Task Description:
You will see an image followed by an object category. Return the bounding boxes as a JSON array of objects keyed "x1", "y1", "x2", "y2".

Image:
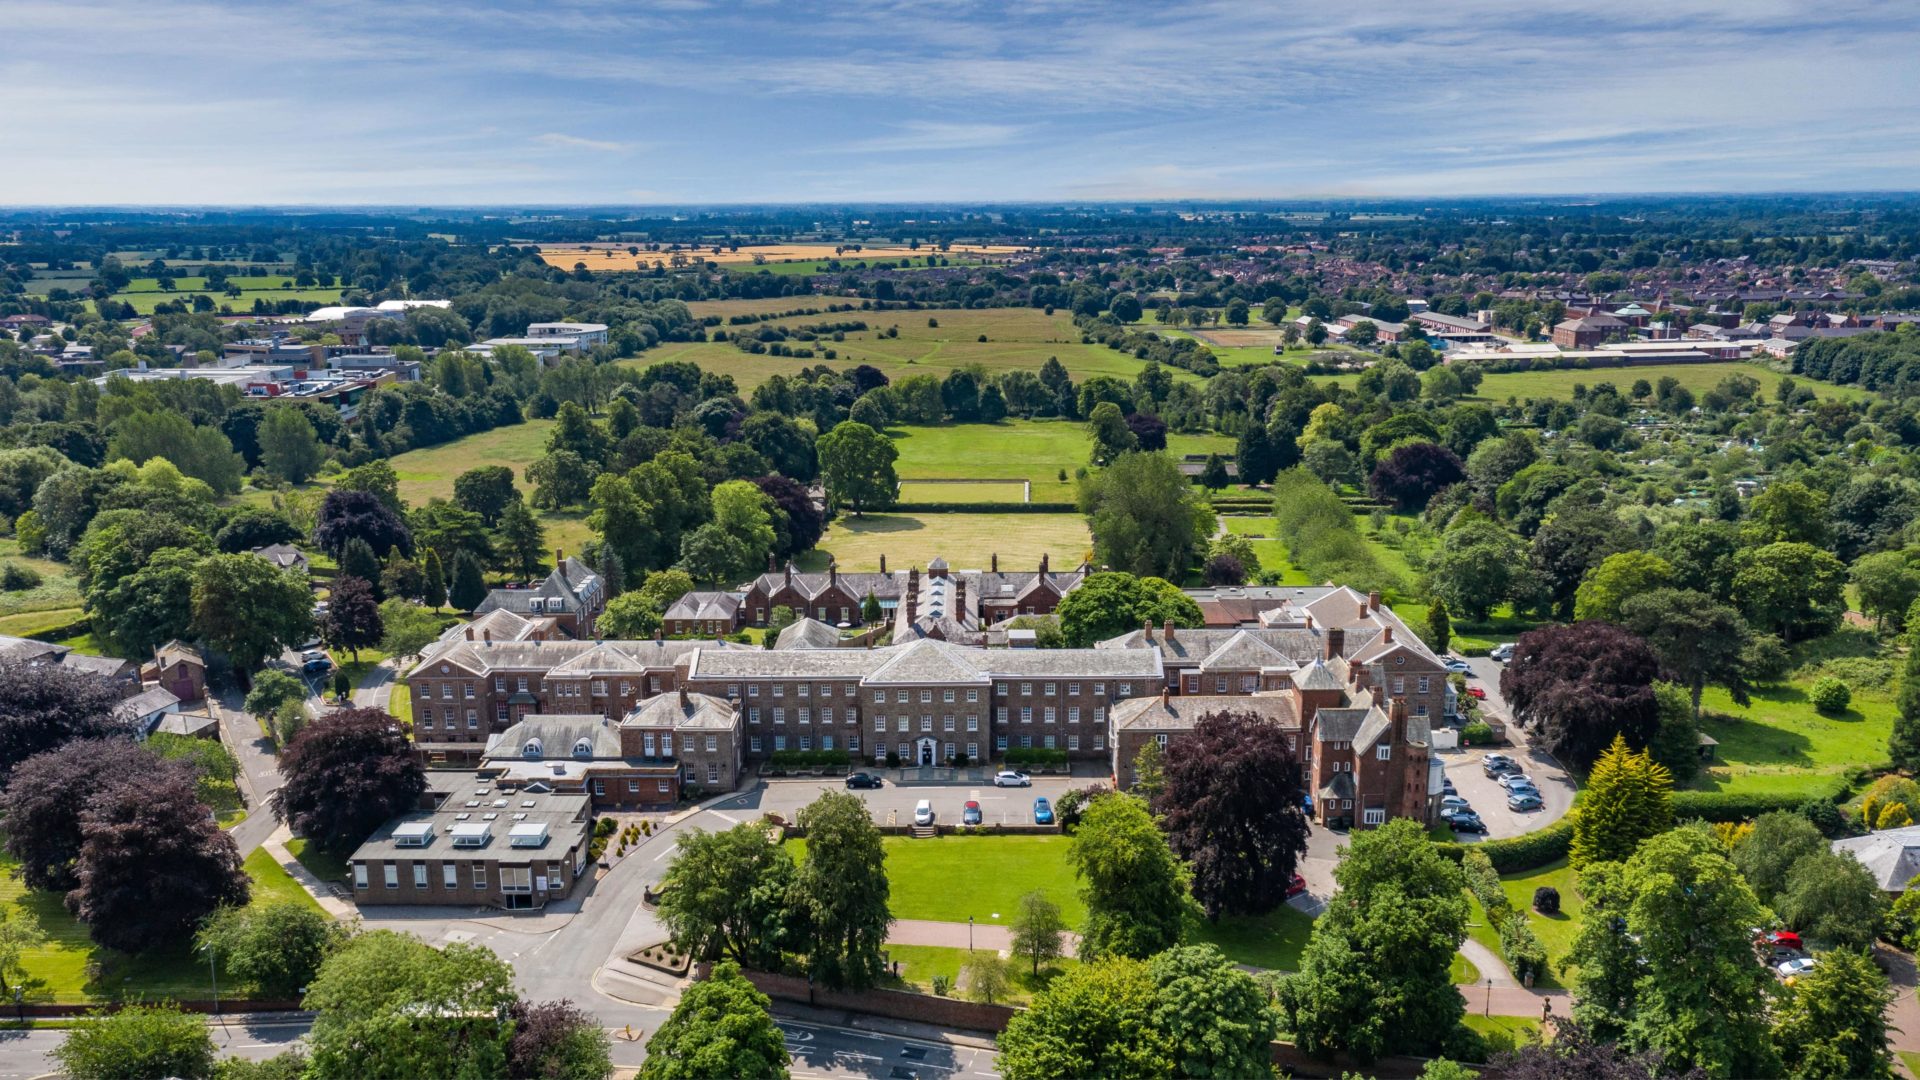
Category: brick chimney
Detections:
[
  {"x1": 880, "y1": 553, "x2": 887, "y2": 574},
  {"x1": 955, "y1": 577, "x2": 967, "y2": 618},
  {"x1": 1359, "y1": 598, "x2": 1369, "y2": 621},
  {"x1": 829, "y1": 561, "x2": 838, "y2": 589},
  {"x1": 1162, "y1": 618, "x2": 1175, "y2": 643},
  {"x1": 678, "y1": 686, "x2": 689, "y2": 709},
  {"x1": 784, "y1": 561, "x2": 794, "y2": 586},
  {"x1": 1368, "y1": 591, "x2": 1381, "y2": 612},
  {"x1": 991, "y1": 553, "x2": 998, "y2": 573},
  {"x1": 768, "y1": 552, "x2": 776, "y2": 572},
  {"x1": 555, "y1": 547, "x2": 565, "y2": 567},
  {"x1": 464, "y1": 626, "x2": 474, "y2": 640},
  {"x1": 483, "y1": 628, "x2": 492, "y2": 643},
  {"x1": 655, "y1": 627, "x2": 664, "y2": 644},
  {"x1": 1325, "y1": 627, "x2": 1346, "y2": 660},
  {"x1": 1382, "y1": 626, "x2": 1393, "y2": 643},
  {"x1": 1143, "y1": 618, "x2": 1154, "y2": 643},
  {"x1": 1040, "y1": 553, "x2": 1049, "y2": 574},
  {"x1": 1160, "y1": 688, "x2": 1171, "y2": 707}
]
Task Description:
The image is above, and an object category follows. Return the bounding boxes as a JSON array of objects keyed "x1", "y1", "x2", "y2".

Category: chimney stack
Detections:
[
  {"x1": 483, "y1": 629, "x2": 492, "y2": 643},
  {"x1": 991, "y1": 553, "x2": 998, "y2": 573},
  {"x1": 1040, "y1": 553, "x2": 1049, "y2": 574},
  {"x1": 465, "y1": 627, "x2": 474, "y2": 640},
  {"x1": 1162, "y1": 618, "x2": 1175, "y2": 643},
  {"x1": 784, "y1": 561, "x2": 794, "y2": 586},
  {"x1": 555, "y1": 547, "x2": 565, "y2": 567},
  {"x1": 1368, "y1": 591, "x2": 1381, "y2": 612},
  {"x1": 655, "y1": 627, "x2": 664, "y2": 644},
  {"x1": 1143, "y1": 618, "x2": 1154, "y2": 643},
  {"x1": 1382, "y1": 626, "x2": 1393, "y2": 643},
  {"x1": 768, "y1": 552, "x2": 776, "y2": 572},
  {"x1": 1160, "y1": 688, "x2": 1171, "y2": 707},
  {"x1": 1359, "y1": 598, "x2": 1369, "y2": 621},
  {"x1": 1325, "y1": 627, "x2": 1346, "y2": 660},
  {"x1": 880, "y1": 554, "x2": 887, "y2": 574},
  {"x1": 955, "y1": 577, "x2": 967, "y2": 618},
  {"x1": 829, "y1": 561, "x2": 838, "y2": 588},
  {"x1": 678, "y1": 686, "x2": 689, "y2": 709}
]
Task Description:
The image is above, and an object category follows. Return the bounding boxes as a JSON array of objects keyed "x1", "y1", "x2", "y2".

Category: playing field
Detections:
[
  {"x1": 1309, "y1": 360, "x2": 1868, "y2": 403},
  {"x1": 631, "y1": 306, "x2": 1200, "y2": 390},
  {"x1": 537, "y1": 242, "x2": 1029, "y2": 272},
  {"x1": 798, "y1": 512, "x2": 1091, "y2": 573},
  {"x1": 891, "y1": 420, "x2": 1233, "y2": 502},
  {"x1": 895, "y1": 479, "x2": 1029, "y2": 504}
]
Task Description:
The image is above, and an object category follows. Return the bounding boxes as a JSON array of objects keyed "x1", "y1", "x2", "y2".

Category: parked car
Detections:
[
  {"x1": 301, "y1": 651, "x2": 332, "y2": 674},
  {"x1": 1482, "y1": 759, "x2": 1519, "y2": 778},
  {"x1": 962, "y1": 800, "x2": 982, "y2": 826},
  {"x1": 1441, "y1": 776, "x2": 1457, "y2": 795},
  {"x1": 1441, "y1": 795, "x2": 1472, "y2": 811},
  {"x1": 1444, "y1": 658, "x2": 1472, "y2": 674},
  {"x1": 1764, "y1": 930, "x2": 1804, "y2": 951},
  {"x1": 1497, "y1": 773, "x2": 1537, "y2": 792},
  {"x1": 913, "y1": 800, "x2": 934, "y2": 827},
  {"x1": 845, "y1": 772, "x2": 883, "y2": 790},
  {"x1": 1466, "y1": 686, "x2": 1487, "y2": 700},
  {"x1": 1033, "y1": 797, "x2": 1054, "y2": 825},
  {"x1": 1483, "y1": 752, "x2": 1516, "y2": 769},
  {"x1": 993, "y1": 770, "x2": 1031, "y2": 788},
  {"x1": 1491, "y1": 643, "x2": 1515, "y2": 662},
  {"x1": 1285, "y1": 874, "x2": 1308, "y2": 898},
  {"x1": 1507, "y1": 792, "x2": 1544, "y2": 812},
  {"x1": 1443, "y1": 811, "x2": 1488, "y2": 834},
  {"x1": 1775, "y1": 957, "x2": 1817, "y2": 979}
]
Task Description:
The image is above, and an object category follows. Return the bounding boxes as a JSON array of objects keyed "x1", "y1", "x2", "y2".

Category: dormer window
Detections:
[
  {"x1": 521, "y1": 738, "x2": 543, "y2": 759},
  {"x1": 573, "y1": 738, "x2": 594, "y2": 759},
  {"x1": 529, "y1": 598, "x2": 544, "y2": 612}
]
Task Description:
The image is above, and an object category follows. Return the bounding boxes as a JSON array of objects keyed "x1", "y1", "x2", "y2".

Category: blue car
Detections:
[{"x1": 1033, "y1": 797, "x2": 1054, "y2": 825}]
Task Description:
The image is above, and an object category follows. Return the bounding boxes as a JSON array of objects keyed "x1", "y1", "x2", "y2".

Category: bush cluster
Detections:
[
  {"x1": 1461, "y1": 850, "x2": 1549, "y2": 984},
  {"x1": 1003, "y1": 748, "x2": 1070, "y2": 766},
  {"x1": 766, "y1": 750, "x2": 852, "y2": 769}
]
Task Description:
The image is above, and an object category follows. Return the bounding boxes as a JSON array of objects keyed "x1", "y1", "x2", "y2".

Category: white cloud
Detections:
[
  {"x1": 533, "y1": 133, "x2": 631, "y2": 152},
  {"x1": 841, "y1": 122, "x2": 1030, "y2": 153}
]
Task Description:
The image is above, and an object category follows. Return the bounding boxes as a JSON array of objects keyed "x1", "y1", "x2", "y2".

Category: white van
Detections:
[{"x1": 913, "y1": 800, "x2": 934, "y2": 826}]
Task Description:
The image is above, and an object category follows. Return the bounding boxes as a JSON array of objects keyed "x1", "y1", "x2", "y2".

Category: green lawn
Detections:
[
  {"x1": 1462, "y1": 1013, "x2": 1543, "y2": 1057},
  {"x1": 887, "y1": 420, "x2": 1232, "y2": 503},
  {"x1": 1220, "y1": 517, "x2": 1310, "y2": 585},
  {"x1": 286, "y1": 838, "x2": 352, "y2": 887},
  {"x1": 799, "y1": 513, "x2": 1093, "y2": 574},
  {"x1": 1694, "y1": 678, "x2": 1892, "y2": 797},
  {"x1": 0, "y1": 845, "x2": 323, "y2": 1002},
  {"x1": 1499, "y1": 859, "x2": 1580, "y2": 989},
  {"x1": 1186, "y1": 906, "x2": 1316, "y2": 971},
  {"x1": 896, "y1": 480, "x2": 1031, "y2": 504},
  {"x1": 881, "y1": 943, "x2": 1074, "y2": 1003},
  {"x1": 1899, "y1": 1049, "x2": 1920, "y2": 1079},
  {"x1": 1467, "y1": 361, "x2": 1870, "y2": 404}
]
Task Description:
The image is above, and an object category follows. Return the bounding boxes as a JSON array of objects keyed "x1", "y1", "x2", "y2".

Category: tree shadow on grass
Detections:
[{"x1": 1697, "y1": 710, "x2": 1816, "y2": 771}]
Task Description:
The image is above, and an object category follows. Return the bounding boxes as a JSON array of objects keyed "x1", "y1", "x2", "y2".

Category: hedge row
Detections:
[
  {"x1": 766, "y1": 750, "x2": 852, "y2": 768},
  {"x1": 885, "y1": 502, "x2": 1077, "y2": 514},
  {"x1": 1436, "y1": 820, "x2": 1574, "y2": 873},
  {"x1": 1004, "y1": 748, "x2": 1070, "y2": 765}
]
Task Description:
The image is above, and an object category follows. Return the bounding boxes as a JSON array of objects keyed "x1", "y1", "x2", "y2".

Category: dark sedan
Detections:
[{"x1": 844, "y1": 772, "x2": 884, "y2": 790}]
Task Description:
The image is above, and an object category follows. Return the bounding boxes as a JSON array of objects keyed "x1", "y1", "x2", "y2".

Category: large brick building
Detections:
[
  {"x1": 683, "y1": 554, "x2": 1091, "y2": 636},
  {"x1": 473, "y1": 553, "x2": 607, "y2": 639}
]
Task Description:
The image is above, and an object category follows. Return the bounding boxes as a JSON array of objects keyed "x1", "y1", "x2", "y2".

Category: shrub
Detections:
[
  {"x1": 1436, "y1": 819, "x2": 1575, "y2": 873},
  {"x1": 1801, "y1": 797, "x2": 1850, "y2": 837},
  {"x1": 1673, "y1": 787, "x2": 1842, "y2": 822},
  {"x1": 886, "y1": 751, "x2": 901, "y2": 768},
  {"x1": 0, "y1": 563, "x2": 41, "y2": 591},
  {"x1": 1744, "y1": 634, "x2": 1792, "y2": 682},
  {"x1": 1532, "y1": 886, "x2": 1560, "y2": 915},
  {"x1": 1003, "y1": 748, "x2": 1069, "y2": 766},
  {"x1": 1461, "y1": 721, "x2": 1493, "y2": 745},
  {"x1": 930, "y1": 973, "x2": 951, "y2": 996},
  {"x1": 1498, "y1": 912, "x2": 1549, "y2": 985},
  {"x1": 1878, "y1": 801, "x2": 1912, "y2": 830},
  {"x1": 1809, "y1": 676, "x2": 1852, "y2": 714},
  {"x1": 766, "y1": 749, "x2": 852, "y2": 769}
]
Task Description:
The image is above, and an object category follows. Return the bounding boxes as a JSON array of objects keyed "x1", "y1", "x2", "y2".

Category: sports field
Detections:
[
  {"x1": 895, "y1": 479, "x2": 1029, "y2": 504},
  {"x1": 631, "y1": 305, "x2": 1200, "y2": 390},
  {"x1": 891, "y1": 420, "x2": 1233, "y2": 502},
  {"x1": 1310, "y1": 360, "x2": 1867, "y2": 403},
  {"x1": 797, "y1": 512, "x2": 1092, "y2": 573}
]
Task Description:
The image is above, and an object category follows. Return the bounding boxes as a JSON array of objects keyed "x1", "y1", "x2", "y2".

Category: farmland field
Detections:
[
  {"x1": 797, "y1": 512, "x2": 1092, "y2": 573},
  {"x1": 631, "y1": 306, "x2": 1199, "y2": 390},
  {"x1": 895, "y1": 479, "x2": 1029, "y2": 504},
  {"x1": 538, "y1": 242, "x2": 1028, "y2": 272},
  {"x1": 1312, "y1": 360, "x2": 1867, "y2": 403},
  {"x1": 113, "y1": 288, "x2": 346, "y2": 315}
]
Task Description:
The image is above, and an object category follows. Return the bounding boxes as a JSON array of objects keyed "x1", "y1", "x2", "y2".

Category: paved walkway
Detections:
[
  {"x1": 261, "y1": 824, "x2": 356, "y2": 918},
  {"x1": 1458, "y1": 937, "x2": 1518, "y2": 989},
  {"x1": 887, "y1": 918, "x2": 1081, "y2": 958}
]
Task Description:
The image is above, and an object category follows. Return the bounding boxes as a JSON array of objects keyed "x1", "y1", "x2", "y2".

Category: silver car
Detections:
[{"x1": 993, "y1": 770, "x2": 1031, "y2": 788}]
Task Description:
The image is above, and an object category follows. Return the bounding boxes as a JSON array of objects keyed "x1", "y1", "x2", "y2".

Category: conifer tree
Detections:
[
  {"x1": 422, "y1": 549, "x2": 447, "y2": 610},
  {"x1": 1892, "y1": 634, "x2": 1920, "y2": 772},
  {"x1": 1570, "y1": 733, "x2": 1673, "y2": 870},
  {"x1": 1425, "y1": 596, "x2": 1451, "y2": 655}
]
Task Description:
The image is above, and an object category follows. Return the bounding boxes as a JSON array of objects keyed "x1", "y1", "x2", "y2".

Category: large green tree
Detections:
[
  {"x1": 189, "y1": 553, "x2": 313, "y2": 672},
  {"x1": 1069, "y1": 794, "x2": 1192, "y2": 961},
  {"x1": 1569, "y1": 734, "x2": 1673, "y2": 870},
  {"x1": 657, "y1": 821, "x2": 799, "y2": 969},
  {"x1": 54, "y1": 1003, "x2": 216, "y2": 1080},
  {"x1": 304, "y1": 932, "x2": 518, "y2": 1080},
  {"x1": 1619, "y1": 587, "x2": 1752, "y2": 716},
  {"x1": 258, "y1": 406, "x2": 326, "y2": 485},
  {"x1": 1054, "y1": 572, "x2": 1203, "y2": 648},
  {"x1": 1775, "y1": 849, "x2": 1885, "y2": 950},
  {"x1": 1771, "y1": 946, "x2": 1897, "y2": 1080},
  {"x1": 1729, "y1": 809, "x2": 1828, "y2": 906},
  {"x1": 997, "y1": 958, "x2": 1171, "y2": 1080},
  {"x1": 792, "y1": 791, "x2": 891, "y2": 990},
  {"x1": 1426, "y1": 518, "x2": 1527, "y2": 622},
  {"x1": 452, "y1": 464, "x2": 519, "y2": 526},
  {"x1": 1008, "y1": 890, "x2": 1067, "y2": 977},
  {"x1": 1079, "y1": 451, "x2": 1215, "y2": 579},
  {"x1": 640, "y1": 961, "x2": 789, "y2": 1080},
  {"x1": 1147, "y1": 945, "x2": 1279, "y2": 1079},
  {"x1": 196, "y1": 900, "x2": 346, "y2": 998},
  {"x1": 816, "y1": 421, "x2": 898, "y2": 517},
  {"x1": 1573, "y1": 551, "x2": 1675, "y2": 623},
  {"x1": 1732, "y1": 541, "x2": 1848, "y2": 643}
]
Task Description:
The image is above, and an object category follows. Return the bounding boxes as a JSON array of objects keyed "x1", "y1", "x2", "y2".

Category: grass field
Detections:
[
  {"x1": 890, "y1": 420, "x2": 1233, "y2": 502},
  {"x1": 286, "y1": 838, "x2": 352, "y2": 887},
  {"x1": 1497, "y1": 859, "x2": 1580, "y2": 989},
  {"x1": 539, "y1": 243, "x2": 1028, "y2": 272},
  {"x1": 800, "y1": 513, "x2": 1092, "y2": 573},
  {"x1": 1220, "y1": 517, "x2": 1311, "y2": 585},
  {"x1": 362, "y1": 420, "x2": 594, "y2": 562},
  {"x1": 882, "y1": 943, "x2": 1075, "y2": 1003},
  {"x1": 632, "y1": 306, "x2": 1201, "y2": 391},
  {"x1": 895, "y1": 480, "x2": 1029, "y2": 504},
  {"x1": 1313, "y1": 361, "x2": 1867, "y2": 404},
  {"x1": 1694, "y1": 680, "x2": 1893, "y2": 796},
  {"x1": 0, "y1": 846, "x2": 320, "y2": 1003}
]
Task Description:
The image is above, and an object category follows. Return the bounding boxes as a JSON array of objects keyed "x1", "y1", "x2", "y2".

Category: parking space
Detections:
[
  {"x1": 713, "y1": 774, "x2": 1079, "y2": 828},
  {"x1": 1438, "y1": 744, "x2": 1575, "y2": 841}
]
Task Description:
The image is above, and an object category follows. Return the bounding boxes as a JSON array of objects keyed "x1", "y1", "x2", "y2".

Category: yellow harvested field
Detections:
[{"x1": 538, "y1": 242, "x2": 1029, "y2": 271}]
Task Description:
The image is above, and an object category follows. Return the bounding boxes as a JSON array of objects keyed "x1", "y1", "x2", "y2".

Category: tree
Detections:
[
  {"x1": 1086, "y1": 402, "x2": 1138, "y2": 466},
  {"x1": 1573, "y1": 552, "x2": 1675, "y2": 623},
  {"x1": 1277, "y1": 819, "x2": 1467, "y2": 1060},
  {"x1": 0, "y1": 739, "x2": 169, "y2": 892},
  {"x1": 54, "y1": 1004, "x2": 216, "y2": 1080},
  {"x1": 1055, "y1": 572, "x2": 1202, "y2": 648},
  {"x1": 197, "y1": 900, "x2": 345, "y2": 998},
  {"x1": 996, "y1": 958, "x2": 1171, "y2": 1080},
  {"x1": 191, "y1": 553, "x2": 314, "y2": 672},
  {"x1": 304, "y1": 932, "x2": 517, "y2": 1080},
  {"x1": 0, "y1": 908, "x2": 45, "y2": 998},
  {"x1": 657, "y1": 821, "x2": 798, "y2": 969},
  {"x1": 422, "y1": 548, "x2": 447, "y2": 609},
  {"x1": 1069, "y1": 793, "x2": 1191, "y2": 960},
  {"x1": 67, "y1": 769, "x2": 249, "y2": 953},
  {"x1": 216, "y1": 507, "x2": 302, "y2": 554},
  {"x1": 336, "y1": 460, "x2": 404, "y2": 515},
  {"x1": 816, "y1": 421, "x2": 897, "y2": 517},
  {"x1": 1500, "y1": 622, "x2": 1662, "y2": 770},
  {"x1": 1851, "y1": 549, "x2": 1920, "y2": 629},
  {"x1": 755, "y1": 474, "x2": 824, "y2": 560},
  {"x1": 322, "y1": 575, "x2": 383, "y2": 661},
  {"x1": 962, "y1": 950, "x2": 1012, "y2": 1004},
  {"x1": 1008, "y1": 890, "x2": 1067, "y2": 977},
  {"x1": 1771, "y1": 946, "x2": 1897, "y2": 1080},
  {"x1": 495, "y1": 499, "x2": 548, "y2": 581},
  {"x1": 1426, "y1": 596, "x2": 1451, "y2": 654},
  {"x1": 1732, "y1": 541, "x2": 1847, "y2": 643},
  {"x1": 1488, "y1": 1017, "x2": 1704, "y2": 1080},
  {"x1": 1568, "y1": 829, "x2": 1777, "y2": 1077},
  {"x1": 107, "y1": 410, "x2": 245, "y2": 496},
  {"x1": 506, "y1": 998, "x2": 614, "y2": 1080},
  {"x1": 1130, "y1": 739, "x2": 1166, "y2": 799},
  {"x1": 1427, "y1": 519, "x2": 1527, "y2": 622},
  {"x1": 258, "y1": 406, "x2": 326, "y2": 485},
  {"x1": 792, "y1": 791, "x2": 891, "y2": 990},
  {"x1": 1569, "y1": 734, "x2": 1672, "y2": 870},
  {"x1": 1156, "y1": 710, "x2": 1310, "y2": 920},
  {"x1": 1895, "y1": 630, "x2": 1920, "y2": 772},
  {"x1": 1148, "y1": 944, "x2": 1279, "y2": 1079},
  {"x1": 87, "y1": 544, "x2": 202, "y2": 656},
  {"x1": 453, "y1": 465, "x2": 519, "y2": 526},
  {"x1": 1367, "y1": 442, "x2": 1465, "y2": 512},
  {"x1": 1619, "y1": 588, "x2": 1751, "y2": 717},
  {"x1": 0, "y1": 661, "x2": 138, "y2": 783},
  {"x1": 379, "y1": 599, "x2": 444, "y2": 663},
  {"x1": 1197, "y1": 453, "x2": 1228, "y2": 490},
  {"x1": 448, "y1": 549, "x2": 489, "y2": 612},
  {"x1": 861, "y1": 592, "x2": 882, "y2": 623},
  {"x1": 640, "y1": 961, "x2": 789, "y2": 1080},
  {"x1": 312, "y1": 488, "x2": 412, "y2": 558},
  {"x1": 1079, "y1": 453, "x2": 1216, "y2": 580},
  {"x1": 1743, "y1": 479, "x2": 1830, "y2": 546},
  {"x1": 706, "y1": 480, "x2": 777, "y2": 582},
  {"x1": 1726, "y1": 810, "x2": 1825, "y2": 908},
  {"x1": 337, "y1": 536, "x2": 382, "y2": 593},
  {"x1": 270, "y1": 708, "x2": 427, "y2": 856},
  {"x1": 1776, "y1": 849, "x2": 1885, "y2": 950}
]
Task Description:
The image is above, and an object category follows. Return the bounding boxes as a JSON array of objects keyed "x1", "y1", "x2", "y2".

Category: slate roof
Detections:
[
  {"x1": 664, "y1": 591, "x2": 741, "y2": 623},
  {"x1": 1292, "y1": 659, "x2": 1348, "y2": 691},
  {"x1": 683, "y1": 638, "x2": 1163, "y2": 683},
  {"x1": 1832, "y1": 828, "x2": 1920, "y2": 892},
  {"x1": 748, "y1": 567, "x2": 902, "y2": 601},
  {"x1": 476, "y1": 557, "x2": 602, "y2": 619},
  {"x1": 1109, "y1": 693, "x2": 1299, "y2": 732},
  {"x1": 775, "y1": 617, "x2": 844, "y2": 650},
  {"x1": 410, "y1": 637, "x2": 730, "y2": 679},
  {"x1": 252, "y1": 543, "x2": 308, "y2": 571},
  {"x1": 489, "y1": 714, "x2": 624, "y2": 762},
  {"x1": 1196, "y1": 631, "x2": 1295, "y2": 673},
  {"x1": 627, "y1": 691, "x2": 739, "y2": 731}
]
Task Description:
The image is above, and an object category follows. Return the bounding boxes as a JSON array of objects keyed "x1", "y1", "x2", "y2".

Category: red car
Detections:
[
  {"x1": 1466, "y1": 686, "x2": 1488, "y2": 699},
  {"x1": 1764, "y1": 930, "x2": 1803, "y2": 951},
  {"x1": 1285, "y1": 874, "x2": 1308, "y2": 898}
]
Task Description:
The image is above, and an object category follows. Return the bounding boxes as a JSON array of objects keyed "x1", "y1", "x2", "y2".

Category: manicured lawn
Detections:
[
  {"x1": 1900, "y1": 1049, "x2": 1920, "y2": 1078},
  {"x1": 0, "y1": 845, "x2": 325, "y2": 1002},
  {"x1": 888, "y1": 420, "x2": 1231, "y2": 502},
  {"x1": 794, "y1": 834, "x2": 1087, "y2": 926},
  {"x1": 882, "y1": 943, "x2": 1074, "y2": 1004},
  {"x1": 1451, "y1": 951, "x2": 1481, "y2": 985},
  {"x1": 286, "y1": 838, "x2": 352, "y2": 888},
  {"x1": 896, "y1": 480, "x2": 1031, "y2": 504},
  {"x1": 1472, "y1": 361, "x2": 1867, "y2": 404},
  {"x1": 800, "y1": 513, "x2": 1092, "y2": 574},
  {"x1": 113, "y1": 289, "x2": 347, "y2": 316},
  {"x1": 1500, "y1": 859, "x2": 1580, "y2": 989},
  {"x1": 1394, "y1": 600, "x2": 1538, "y2": 655},
  {"x1": 1462, "y1": 1013, "x2": 1542, "y2": 1055},
  {"x1": 0, "y1": 607, "x2": 83, "y2": 639},
  {"x1": 1694, "y1": 680, "x2": 1892, "y2": 797},
  {"x1": 388, "y1": 682, "x2": 413, "y2": 727},
  {"x1": 1220, "y1": 516, "x2": 1311, "y2": 585},
  {"x1": 1186, "y1": 905, "x2": 1316, "y2": 971}
]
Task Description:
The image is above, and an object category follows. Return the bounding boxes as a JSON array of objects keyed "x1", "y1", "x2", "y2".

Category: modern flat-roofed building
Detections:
[{"x1": 347, "y1": 773, "x2": 592, "y2": 909}]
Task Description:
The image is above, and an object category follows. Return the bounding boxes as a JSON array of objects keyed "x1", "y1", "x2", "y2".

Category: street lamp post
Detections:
[
  {"x1": 969, "y1": 916, "x2": 974, "y2": 952},
  {"x1": 1484, "y1": 979, "x2": 1492, "y2": 1017},
  {"x1": 203, "y1": 942, "x2": 219, "y2": 1024}
]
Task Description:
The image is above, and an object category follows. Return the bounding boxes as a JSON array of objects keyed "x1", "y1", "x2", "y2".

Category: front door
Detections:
[{"x1": 917, "y1": 738, "x2": 936, "y2": 766}]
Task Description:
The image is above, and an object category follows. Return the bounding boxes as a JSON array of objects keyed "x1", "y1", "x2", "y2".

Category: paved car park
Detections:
[
  {"x1": 1430, "y1": 655, "x2": 1577, "y2": 841},
  {"x1": 709, "y1": 773, "x2": 1078, "y2": 828}
]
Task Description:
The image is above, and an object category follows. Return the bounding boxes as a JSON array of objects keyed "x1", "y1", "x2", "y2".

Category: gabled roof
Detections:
[
  {"x1": 775, "y1": 617, "x2": 844, "y2": 650},
  {"x1": 1109, "y1": 692, "x2": 1298, "y2": 732},
  {"x1": 664, "y1": 591, "x2": 740, "y2": 622},
  {"x1": 1832, "y1": 828, "x2": 1920, "y2": 892},
  {"x1": 1292, "y1": 659, "x2": 1347, "y2": 692},
  {"x1": 868, "y1": 639, "x2": 992, "y2": 685},
  {"x1": 488, "y1": 714, "x2": 623, "y2": 761},
  {"x1": 1196, "y1": 631, "x2": 1295, "y2": 673},
  {"x1": 627, "y1": 691, "x2": 738, "y2": 731}
]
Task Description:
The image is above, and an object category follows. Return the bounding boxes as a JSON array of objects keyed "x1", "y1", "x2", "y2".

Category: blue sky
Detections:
[{"x1": 4, "y1": 0, "x2": 1917, "y2": 204}]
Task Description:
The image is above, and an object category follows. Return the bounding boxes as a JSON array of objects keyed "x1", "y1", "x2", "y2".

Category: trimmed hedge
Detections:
[
  {"x1": 887, "y1": 502, "x2": 1077, "y2": 513},
  {"x1": 1437, "y1": 819, "x2": 1574, "y2": 873},
  {"x1": 1003, "y1": 748, "x2": 1069, "y2": 766},
  {"x1": 767, "y1": 750, "x2": 851, "y2": 768}
]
